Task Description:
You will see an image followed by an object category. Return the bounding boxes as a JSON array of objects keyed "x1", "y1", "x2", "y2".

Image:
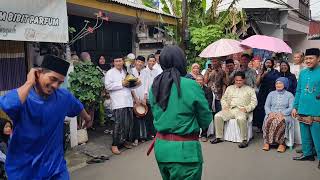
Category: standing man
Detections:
[
  {"x1": 204, "y1": 58, "x2": 227, "y2": 113},
  {"x1": 252, "y1": 56, "x2": 262, "y2": 75},
  {"x1": 131, "y1": 56, "x2": 148, "y2": 145},
  {"x1": 292, "y1": 48, "x2": 320, "y2": 169},
  {"x1": 144, "y1": 54, "x2": 160, "y2": 139},
  {"x1": 105, "y1": 57, "x2": 135, "y2": 155},
  {"x1": 211, "y1": 71, "x2": 257, "y2": 148},
  {"x1": 239, "y1": 54, "x2": 257, "y2": 88},
  {"x1": 290, "y1": 52, "x2": 305, "y2": 80},
  {"x1": 0, "y1": 55, "x2": 92, "y2": 179},
  {"x1": 148, "y1": 45, "x2": 212, "y2": 179},
  {"x1": 153, "y1": 50, "x2": 163, "y2": 73},
  {"x1": 224, "y1": 59, "x2": 236, "y2": 86}
]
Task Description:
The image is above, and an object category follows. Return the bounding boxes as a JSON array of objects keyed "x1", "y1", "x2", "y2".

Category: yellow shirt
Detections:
[{"x1": 221, "y1": 85, "x2": 257, "y2": 112}]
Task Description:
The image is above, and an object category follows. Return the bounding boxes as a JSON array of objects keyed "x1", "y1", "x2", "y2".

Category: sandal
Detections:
[
  {"x1": 210, "y1": 138, "x2": 223, "y2": 144},
  {"x1": 277, "y1": 145, "x2": 286, "y2": 153},
  {"x1": 98, "y1": 155, "x2": 110, "y2": 161},
  {"x1": 262, "y1": 144, "x2": 270, "y2": 151},
  {"x1": 132, "y1": 140, "x2": 139, "y2": 147},
  {"x1": 86, "y1": 157, "x2": 105, "y2": 164}
]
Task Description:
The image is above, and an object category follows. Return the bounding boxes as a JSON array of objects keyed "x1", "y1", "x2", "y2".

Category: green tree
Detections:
[{"x1": 187, "y1": 0, "x2": 247, "y2": 69}]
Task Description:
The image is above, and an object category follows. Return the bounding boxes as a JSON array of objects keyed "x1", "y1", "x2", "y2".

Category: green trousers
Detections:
[
  {"x1": 300, "y1": 122, "x2": 320, "y2": 160},
  {"x1": 157, "y1": 162, "x2": 202, "y2": 180}
]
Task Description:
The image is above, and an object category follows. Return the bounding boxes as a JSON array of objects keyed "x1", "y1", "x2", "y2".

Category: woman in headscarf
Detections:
[
  {"x1": 97, "y1": 55, "x2": 111, "y2": 74},
  {"x1": 0, "y1": 118, "x2": 12, "y2": 162},
  {"x1": 262, "y1": 77, "x2": 294, "y2": 152},
  {"x1": 279, "y1": 61, "x2": 297, "y2": 95},
  {"x1": 185, "y1": 63, "x2": 200, "y2": 80},
  {"x1": 254, "y1": 59, "x2": 280, "y2": 132},
  {"x1": 148, "y1": 45, "x2": 212, "y2": 180}
]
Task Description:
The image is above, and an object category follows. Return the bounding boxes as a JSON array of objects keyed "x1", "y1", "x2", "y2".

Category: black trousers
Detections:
[
  {"x1": 112, "y1": 107, "x2": 133, "y2": 146},
  {"x1": 145, "y1": 103, "x2": 156, "y2": 137},
  {"x1": 132, "y1": 115, "x2": 147, "y2": 141}
]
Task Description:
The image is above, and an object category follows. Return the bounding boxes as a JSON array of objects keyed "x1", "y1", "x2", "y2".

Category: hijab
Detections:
[
  {"x1": 98, "y1": 56, "x2": 111, "y2": 71},
  {"x1": 0, "y1": 118, "x2": 12, "y2": 145},
  {"x1": 275, "y1": 77, "x2": 289, "y2": 91},
  {"x1": 152, "y1": 45, "x2": 187, "y2": 111}
]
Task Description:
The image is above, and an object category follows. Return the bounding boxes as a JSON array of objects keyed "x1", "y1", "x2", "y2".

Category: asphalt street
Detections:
[{"x1": 71, "y1": 135, "x2": 320, "y2": 180}]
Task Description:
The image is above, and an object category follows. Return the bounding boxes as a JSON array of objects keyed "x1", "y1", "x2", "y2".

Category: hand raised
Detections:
[{"x1": 26, "y1": 68, "x2": 40, "y2": 85}]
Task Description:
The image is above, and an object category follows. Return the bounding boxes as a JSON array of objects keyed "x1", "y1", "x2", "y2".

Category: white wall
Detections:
[
  {"x1": 286, "y1": 34, "x2": 320, "y2": 62},
  {"x1": 257, "y1": 23, "x2": 284, "y2": 39},
  {"x1": 215, "y1": 0, "x2": 287, "y2": 11}
]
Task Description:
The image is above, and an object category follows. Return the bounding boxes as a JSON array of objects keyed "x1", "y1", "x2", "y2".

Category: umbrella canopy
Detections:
[
  {"x1": 199, "y1": 39, "x2": 246, "y2": 58},
  {"x1": 240, "y1": 35, "x2": 292, "y2": 54}
]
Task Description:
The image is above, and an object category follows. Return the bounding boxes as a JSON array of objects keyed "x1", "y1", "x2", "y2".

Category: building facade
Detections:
[{"x1": 219, "y1": 0, "x2": 320, "y2": 56}]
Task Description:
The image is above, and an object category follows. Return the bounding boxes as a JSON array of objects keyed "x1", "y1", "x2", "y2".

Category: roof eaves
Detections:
[{"x1": 109, "y1": 0, "x2": 178, "y2": 18}]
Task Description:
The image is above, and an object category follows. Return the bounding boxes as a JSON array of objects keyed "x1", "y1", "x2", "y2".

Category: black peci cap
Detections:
[
  {"x1": 40, "y1": 55, "x2": 70, "y2": 76},
  {"x1": 305, "y1": 48, "x2": 320, "y2": 57}
]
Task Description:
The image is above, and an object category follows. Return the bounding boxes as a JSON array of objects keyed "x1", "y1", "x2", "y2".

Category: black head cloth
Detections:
[{"x1": 151, "y1": 45, "x2": 187, "y2": 111}]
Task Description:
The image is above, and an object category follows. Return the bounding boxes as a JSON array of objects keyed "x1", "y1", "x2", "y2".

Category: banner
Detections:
[{"x1": 0, "y1": 0, "x2": 68, "y2": 43}]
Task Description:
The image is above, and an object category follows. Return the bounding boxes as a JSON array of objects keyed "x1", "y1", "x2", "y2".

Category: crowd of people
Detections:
[
  {"x1": 100, "y1": 47, "x2": 319, "y2": 171},
  {"x1": 0, "y1": 44, "x2": 319, "y2": 179}
]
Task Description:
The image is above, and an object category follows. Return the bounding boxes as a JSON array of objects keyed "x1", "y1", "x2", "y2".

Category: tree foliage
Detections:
[
  {"x1": 187, "y1": 0, "x2": 247, "y2": 68},
  {"x1": 69, "y1": 62, "x2": 104, "y2": 110}
]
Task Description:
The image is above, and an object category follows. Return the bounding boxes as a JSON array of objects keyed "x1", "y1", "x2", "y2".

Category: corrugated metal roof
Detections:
[
  {"x1": 309, "y1": 20, "x2": 320, "y2": 39},
  {"x1": 109, "y1": 0, "x2": 177, "y2": 18}
]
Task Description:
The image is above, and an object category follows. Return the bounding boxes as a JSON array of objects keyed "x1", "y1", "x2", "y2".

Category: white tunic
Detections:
[
  {"x1": 289, "y1": 63, "x2": 306, "y2": 80},
  {"x1": 153, "y1": 63, "x2": 163, "y2": 73},
  {"x1": 105, "y1": 68, "x2": 133, "y2": 110},
  {"x1": 144, "y1": 66, "x2": 161, "y2": 99},
  {"x1": 132, "y1": 67, "x2": 148, "y2": 100}
]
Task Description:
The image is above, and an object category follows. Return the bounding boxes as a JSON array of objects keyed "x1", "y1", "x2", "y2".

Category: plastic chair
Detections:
[{"x1": 223, "y1": 113, "x2": 253, "y2": 143}]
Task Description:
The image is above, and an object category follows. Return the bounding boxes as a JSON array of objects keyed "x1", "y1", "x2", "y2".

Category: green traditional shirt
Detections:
[
  {"x1": 294, "y1": 65, "x2": 320, "y2": 116},
  {"x1": 149, "y1": 77, "x2": 212, "y2": 163}
]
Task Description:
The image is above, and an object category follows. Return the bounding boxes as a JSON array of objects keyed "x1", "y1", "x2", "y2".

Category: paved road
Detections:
[{"x1": 71, "y1": 135, "x2": 319, "y2": 180}]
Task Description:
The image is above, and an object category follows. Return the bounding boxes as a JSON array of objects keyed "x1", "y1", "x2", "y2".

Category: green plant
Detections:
[
  {"x1": 69, "y1": 62, "x2": 104, "y2": 110},
  {"x1": 142, "y1": 0, "x2": 159, "y2": 9},
  {"x1": 190, "y1": 24, "x2": 224, "y2": 52},
  {"x1": 186, "y1": 0, "x2": 246, "y2": 69}
]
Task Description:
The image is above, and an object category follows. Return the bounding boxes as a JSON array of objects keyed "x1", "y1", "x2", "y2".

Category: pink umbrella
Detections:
[
  {"x1": 199, "y1": 39, "x2": 246, "y2": 58},
  {"x1": 240, "y1": 35, "x2": 292, "y2": 53}
]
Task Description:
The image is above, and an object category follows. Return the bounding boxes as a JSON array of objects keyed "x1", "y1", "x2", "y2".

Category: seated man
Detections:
[{"x1": 211, "y1": 71, "x2": 257, "y2": 148}]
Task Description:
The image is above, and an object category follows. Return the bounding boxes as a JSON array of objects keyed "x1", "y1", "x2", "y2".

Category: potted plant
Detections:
[{"x1": 69, "y1": 61, "x2": 104, "y2": 143}]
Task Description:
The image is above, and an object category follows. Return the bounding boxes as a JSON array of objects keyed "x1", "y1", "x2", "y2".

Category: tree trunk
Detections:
[{"x1": 181, "y1": 0, "x2": 188, "y2": 52}]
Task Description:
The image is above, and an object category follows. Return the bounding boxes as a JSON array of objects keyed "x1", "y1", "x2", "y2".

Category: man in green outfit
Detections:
[
  {"x1": 147, "y1": 45, "x2": 212, "y2": 180},
  {"x1": 292, "y1": 48, "x2": 320, "y2": 169}
]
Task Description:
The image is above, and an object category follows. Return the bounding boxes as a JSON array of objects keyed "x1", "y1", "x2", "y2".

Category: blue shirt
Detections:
[
  {"x1": 294, "y1": 66, "x2": 320, "y2": 116},
  {"x1": 0, "y1": 88, "x2": 83, "y2": 179}
]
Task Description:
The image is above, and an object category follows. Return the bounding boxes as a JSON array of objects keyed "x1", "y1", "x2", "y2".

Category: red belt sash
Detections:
[{"x1": 147, "y1": 132, "x2": 199, "y2": 156}]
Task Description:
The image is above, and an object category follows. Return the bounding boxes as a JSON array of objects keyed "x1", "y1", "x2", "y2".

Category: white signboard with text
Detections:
[{"x1": 0, "y1": 0, "x2": 68, "y2": 43}]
